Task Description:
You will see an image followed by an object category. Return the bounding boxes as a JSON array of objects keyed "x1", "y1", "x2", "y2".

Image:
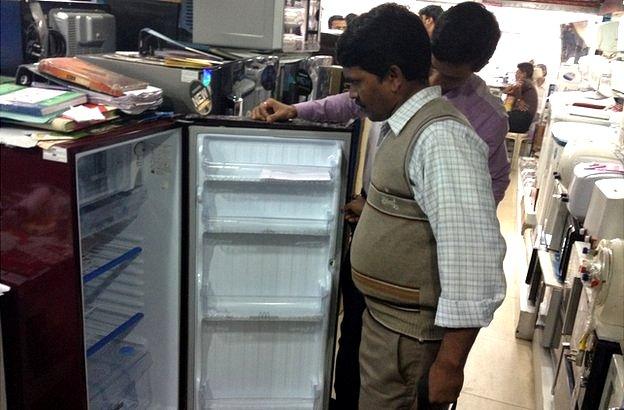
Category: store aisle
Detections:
[{"x1": 457, "y1": 169, "x2": 535, "y2": 409}]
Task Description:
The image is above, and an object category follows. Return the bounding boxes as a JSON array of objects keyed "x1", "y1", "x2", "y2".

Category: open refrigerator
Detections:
[
  {"x1": 1, "y1": 117, "x2": 357, "y2": 409},
  {"x1": 186, "y1": 119, "x2": 355, "y2": 409},
  {"x1": 1, "y1": 122, "x2": 182, "y2": 409}
]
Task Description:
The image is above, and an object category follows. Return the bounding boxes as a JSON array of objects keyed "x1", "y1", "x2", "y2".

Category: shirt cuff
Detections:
[
  {"x1": 293, "y1": 102, "x2": 313, "y2": 120},
  {"x1": 434, "y1": 295, "x2": 505, "y2": 328}
]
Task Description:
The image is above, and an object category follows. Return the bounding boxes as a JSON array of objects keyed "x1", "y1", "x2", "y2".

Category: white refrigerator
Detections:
[{"x1": 187, "y1": 119, "x2": 356, "y2": 409}]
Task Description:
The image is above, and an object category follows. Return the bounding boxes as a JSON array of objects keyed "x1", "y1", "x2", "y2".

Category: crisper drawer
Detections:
[{"x1": 199, "y1": 321, "x2": 323, "y2": 409}]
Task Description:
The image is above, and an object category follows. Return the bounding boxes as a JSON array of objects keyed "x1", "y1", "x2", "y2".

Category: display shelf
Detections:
[
  {"x1": 538, "y1": 249, "x2": 563, "y2": 288},
  {"x1": 202, "y1": 296, "x2": 327, "y2": 322},
  {"x1": 532, "y1": 327, "x2": 556, "y2": 410},
  {"x1": 79, "y1": 186, "x2": 146, "y2": 238},
  {"x1": 203, "y1": 217, "x2": 332, "y2": 236},
  {"x1": 202, "y1": 162, "x2": 335, "y2": 184},
  {"x1": 88, "y1": 341, "x2": 153, "y2": 409}
]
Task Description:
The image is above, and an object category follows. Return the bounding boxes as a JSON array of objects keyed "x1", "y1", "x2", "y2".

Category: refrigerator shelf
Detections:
[
  {"x1": 85, "y1": 304, "x2": 144, "y2": 357},
  {"x1": 202, "y1": 296, "x2": 326, "y2": 322},
  {"x1": 88, "y1": 341, "x2": 153, "y2": 410},
  {"x1": 80, "y1": 186, "x2": 147, "y2": 238},
  {"x1": 201, "y1": 397, "x2": 317, "y2": 409},
  {"x1": 204, "y1": 217, "x2": 332, "y2": 236},
  {"x1": 202, "y1": 162, "x2": 335, "y2": 184},
  {"x1": 83, "y1": 246, "x2": 142, "y2": 283}
]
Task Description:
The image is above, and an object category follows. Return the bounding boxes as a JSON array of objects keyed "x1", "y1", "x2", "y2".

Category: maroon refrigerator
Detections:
[{"x1": 1, "y1": 121, "x2": 183, "y2": 409}]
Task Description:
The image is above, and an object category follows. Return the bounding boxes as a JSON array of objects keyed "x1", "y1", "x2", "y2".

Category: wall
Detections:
[{"x1": 320, "y1": 0, "x2": 603, "y2": 80}]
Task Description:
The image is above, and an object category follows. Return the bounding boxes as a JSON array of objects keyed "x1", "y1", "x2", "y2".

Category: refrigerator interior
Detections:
[
  {"x1": 75, "y1": 129, "x2": 181, "y2": 409},
  {"x1": 190, "y1": 126, "x2": 349, "y2": 409}
]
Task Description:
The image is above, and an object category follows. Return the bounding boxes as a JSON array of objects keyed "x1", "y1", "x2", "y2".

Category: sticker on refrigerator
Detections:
[{"x1": 189, "y1": 80, "x2": 212, "y2": 116}]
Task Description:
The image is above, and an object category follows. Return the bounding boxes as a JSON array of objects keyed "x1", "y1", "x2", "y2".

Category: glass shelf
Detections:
[
  {"x1": 202, "y1": 296, "x2": 326, "y2": 322},
  {"x1": 84, "y1": 305, "x2": 144, "y2": 357},
  {"x1": 202, "y1": 162, "x2": 335, "y2": 184},
  {"x1": 203, "y1": 217, "x2": 331, "y2": 236},
  {"x1": 80, "y1": 186, "x2": 146, "y2": 238}
]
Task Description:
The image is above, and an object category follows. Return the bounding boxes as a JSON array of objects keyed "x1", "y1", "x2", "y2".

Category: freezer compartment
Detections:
[
  {"x1": 199, "y1": 321, "x2": 324, "y2": 407},
  {"x1": 88, "y1": 341, "x2": 153, "y2": 410},
  {"x1": 77, "y1": 143, "x2": 142, "y2": 206},
  {"x1": 201, "y1": 234, "x2": 334, "y2": 298},
  {"x1": 79, "y1": 186, "x2": 147, "y2": 238},
  {"x1": 84, "y1": 305, "x2": 144, "y2": 357}
]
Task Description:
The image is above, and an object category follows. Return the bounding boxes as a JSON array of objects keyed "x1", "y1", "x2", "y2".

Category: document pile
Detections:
[{"x1": 35, "y1": 58, "x2": 162, "y2": 114}]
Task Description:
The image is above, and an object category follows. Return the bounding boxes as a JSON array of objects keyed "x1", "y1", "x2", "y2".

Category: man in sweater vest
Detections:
[{"x1": 335, "y1": 4, "x2": 506, "y2": 409}]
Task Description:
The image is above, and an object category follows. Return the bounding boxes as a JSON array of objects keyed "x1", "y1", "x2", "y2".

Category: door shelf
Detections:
[
  {"x1": 200, "y1": 397, "x2": 317, "y2": 409},
  {"x1": 202, "y1": 162, "x2": 335, "y2": 184},
  {"x1": 88, "y1": 341, "x2": 153, "y2": 410},
  {"x1": 202, "y1": 296, "x2": 326, "y2": 322},
  {"x1": 80, "y1": 186, "x2": 147, "y2": 238},
  {"x1": 203, "y1": 217, "x2": 332, "y2": 236}
]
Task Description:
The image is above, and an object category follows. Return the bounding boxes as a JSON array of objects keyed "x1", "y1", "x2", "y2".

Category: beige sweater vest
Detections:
[{"x1": 350, "y1": 97, "x2": 471, "y2": 340}]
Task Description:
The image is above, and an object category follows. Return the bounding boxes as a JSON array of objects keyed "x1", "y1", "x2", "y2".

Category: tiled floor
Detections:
[{"x1": 457, "y1": 169, "x2": 535, "y2": 409}]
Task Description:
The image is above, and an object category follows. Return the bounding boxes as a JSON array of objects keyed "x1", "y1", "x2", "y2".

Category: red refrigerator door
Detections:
[{"x1": 1, "y1": 145, "x2": 87, "y2": 409}]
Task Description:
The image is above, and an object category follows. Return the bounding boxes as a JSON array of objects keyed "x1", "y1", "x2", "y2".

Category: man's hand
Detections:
[
  {"x1": 427, "y1": 357, "x2": 464, "y2": 405},
  {"x1": 250, "y1": 98, "x2": 298, "y2": 123},
  {"x1": 426, "y1": 328, "x2": 479, "y2": 405},
  {"x1": 343, "y1": 195, "x2": 366, "y2": 224}
]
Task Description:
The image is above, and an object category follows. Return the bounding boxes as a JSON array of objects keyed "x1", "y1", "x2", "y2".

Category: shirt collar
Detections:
[{"x1": 387, "y1": 86, "x2": 442, "y2": 136}]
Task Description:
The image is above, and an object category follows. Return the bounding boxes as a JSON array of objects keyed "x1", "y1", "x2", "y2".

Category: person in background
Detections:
[
  {"x1": 504, "y1": 62, "x2": 538, "y2": 133},
  {"x1": 328, "y1": 15, "x2": 347, "y2": 31},
  {"x1": 334, "y1": 4, "x2": 506, "y2": 408},
  {"x1": 251, "y1": 2, "x2": 509, "y2": 407},
  {"x1": 418, "y1": 5, "x2": 444, "y2": 37},
  {"x1": 345, "y1": 13, "x2": 359, "y2": 25},
  {"x1": 533, "y1": 63, "x2": 548, "y2": 117}
]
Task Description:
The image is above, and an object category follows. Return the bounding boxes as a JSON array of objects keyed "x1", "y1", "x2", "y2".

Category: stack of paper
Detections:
[{"x1": 1, "y1": 103, "x2": 119, "y2": 132}]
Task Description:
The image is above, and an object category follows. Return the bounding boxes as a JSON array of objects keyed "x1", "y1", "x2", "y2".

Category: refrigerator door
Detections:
[
  {"x1": 188, "y1": 124, "x2": 351, "y2": 409},
  {"x1": 75, "y1": 129, "x2": 182, "y2": 409}
]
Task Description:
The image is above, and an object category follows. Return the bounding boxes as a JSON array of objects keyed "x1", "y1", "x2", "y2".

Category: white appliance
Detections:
[
  {"x1": 193, "y1": 0, "x2": 321, "y2": 52},
  {"x1": 585, "y1": 179, "x2": 624, "y2": 241},
  {"x1": 567, "y1": 162, "x2": 624, "y2": 220},
  {"x1": 600, "y1": 354, "x2": 624, "y2": 410},
  {"x1": 48, "y1": 8, "x2": 116, "y2": 56},
  {"x1": 186, "y1": 122, "x2": 353, "y2": 409},
  {"x1": 536, "y1": 121, "x2": 618, "y2": 245},
  {"x1": 593, "y1": 239, "x2": 624, "y2": 343}
]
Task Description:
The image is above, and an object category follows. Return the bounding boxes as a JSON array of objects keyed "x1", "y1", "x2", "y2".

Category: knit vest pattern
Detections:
[{"x1": 350, "y1": 97, "x2": 471, "y2": 340}]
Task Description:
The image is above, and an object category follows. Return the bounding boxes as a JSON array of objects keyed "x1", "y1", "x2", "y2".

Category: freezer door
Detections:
[
  {"x1": 188, "y1": 125, "x2": 350, "y2": 410},
  {"x1": 75, "y1": 129, "x2": 182, "y2": 409}
]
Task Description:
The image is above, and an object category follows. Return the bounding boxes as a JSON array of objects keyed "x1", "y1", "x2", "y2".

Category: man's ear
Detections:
[{"x1": 386, "y1": 65, "x2": 405, "y2": 92}]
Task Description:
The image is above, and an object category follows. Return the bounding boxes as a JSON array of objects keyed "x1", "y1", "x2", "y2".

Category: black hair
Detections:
[
  {"x1": 328, "y1": 15, "x2": 344, "y2": 29},
  {"x1": 336, "y1": 3, "x2": 430, "y2": 83},
  {"x1": 418, "y1": 5, "x2": 443, "y2": 22},
  {"x1": 431, "y1": 2, "x2": 500, "y2": 72},
  {"x1": 517, "y1": 62, "x2": 534, "y2": 78},
  {"x1": 345, "y1": 13, "x2": 358, "y2": 24}
]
